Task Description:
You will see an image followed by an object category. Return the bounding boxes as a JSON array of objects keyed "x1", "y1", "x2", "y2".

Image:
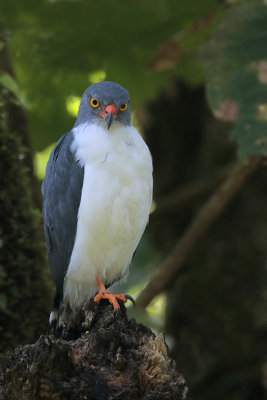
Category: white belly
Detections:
[{"x1": 64, "y1": 122, "x2": 152, "y2": 309}]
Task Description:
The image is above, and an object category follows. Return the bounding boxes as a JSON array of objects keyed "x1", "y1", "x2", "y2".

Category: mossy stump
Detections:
[{"x1": 0, "y1": 300, "x2": 188, "y2": 400}]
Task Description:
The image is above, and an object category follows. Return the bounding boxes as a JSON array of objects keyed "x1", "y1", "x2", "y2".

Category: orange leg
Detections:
[{"x1": 94, "y1": 273, "x2": 132, "y2": 312}]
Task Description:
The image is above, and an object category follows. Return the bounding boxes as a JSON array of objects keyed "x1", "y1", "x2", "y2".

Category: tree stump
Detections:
[{"x1": 0, "y1": 300, "x2": 188, "y2": 399}]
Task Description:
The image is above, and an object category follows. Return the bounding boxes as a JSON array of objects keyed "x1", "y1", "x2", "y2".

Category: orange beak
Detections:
[{"x1": 97, "y1": 104, "x2": 117, "y2": 129}]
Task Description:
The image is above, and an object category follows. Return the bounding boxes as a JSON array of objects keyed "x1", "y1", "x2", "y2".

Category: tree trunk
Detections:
[
  {"x1": 0, "y1": 27, "x2": 52, "y2": 355},
  {"x1": 0, "y1": 26, "x2": 41, "y2": 207}
]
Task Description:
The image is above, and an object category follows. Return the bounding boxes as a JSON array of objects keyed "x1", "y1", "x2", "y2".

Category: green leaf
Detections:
[
  {"x1": 0, "y1": 0, "x2": 223, "y2": 150},
  {"x1": 200, "y1": 0, "x2": 267, "y2": 161},
  {"x1": 0, "y1": 71, "x2": 29, "y2": 108}
]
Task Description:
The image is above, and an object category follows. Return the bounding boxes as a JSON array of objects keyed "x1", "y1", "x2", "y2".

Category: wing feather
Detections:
[{"x1": 42, "y1": 131, "x2": 84, "y2": 299}]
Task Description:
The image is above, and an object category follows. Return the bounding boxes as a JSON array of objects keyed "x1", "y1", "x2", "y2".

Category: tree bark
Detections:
[
  {"x1": 0, "y1": 29, "x2": 52, "y2": 354},
  {"x1": 0, "y1": 300, "x2": 188, "y2": 400},
  {"x1": 0, "y1": 25, "x2": 41, "y2": 207}
]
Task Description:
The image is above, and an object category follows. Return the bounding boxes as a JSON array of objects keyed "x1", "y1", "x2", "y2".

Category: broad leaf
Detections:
[{"x1": 200, "y1": 0, "x2": 267, "y2": 161}]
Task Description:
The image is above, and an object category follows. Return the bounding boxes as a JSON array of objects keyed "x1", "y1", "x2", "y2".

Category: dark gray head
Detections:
[{"x1": 75, "y1": 81, "x2": 131, "y2": 129}]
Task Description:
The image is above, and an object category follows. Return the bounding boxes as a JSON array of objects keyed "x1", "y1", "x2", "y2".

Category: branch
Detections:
[
  {"x1": 136, "y1": 156, "x2": 262, "y2": 308},
  {"x1": 151, "y1": 165, "x2": 233, "y2": 221}
]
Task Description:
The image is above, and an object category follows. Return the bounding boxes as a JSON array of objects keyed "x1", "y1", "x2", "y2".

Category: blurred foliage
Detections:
[
  {"x1": 0, "y1": 0, "x2": 223, "y2": 150},
  {"x1": 142, "y1": 76, "x2": 267, "y2": 400},
  {"x1": 65, "y1": 95, "x2": 82, "y2": 118},
  {"x1": 200, "y1": 0, "x2": 267, "y2": 160},
  {"x1": 166, "y1": 169, "x2": 267, "y2": 400},
  {"x1": 0, "y1": 72, "x2": 28, "y2": 108},
  {"x1": 34, "y1": 142, "x2": 55, "y2": 180}
]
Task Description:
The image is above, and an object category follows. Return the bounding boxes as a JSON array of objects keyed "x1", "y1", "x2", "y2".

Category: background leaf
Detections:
[
  {"x1": 0, "y1": 0, "x2": 222, "y2": 150},
  {"x1": 200, "y1": 0, "x2": 267, "y2": 160}
]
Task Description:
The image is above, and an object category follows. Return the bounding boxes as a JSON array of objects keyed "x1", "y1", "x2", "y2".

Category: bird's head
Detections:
[{"x1": 75, "y1": 81, "x2": 131, "y2": 130}]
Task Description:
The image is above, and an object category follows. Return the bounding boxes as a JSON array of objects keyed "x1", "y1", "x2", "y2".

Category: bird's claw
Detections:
[
  {"x1": 94, "y1": 290, "x2": 135, "y2": 312},
  {"x1": 124, "y1": 294, "x2": 136, "y2": 308},
  {"x1": 114, "y1": 307, "x2": 121, "y2": 317}
]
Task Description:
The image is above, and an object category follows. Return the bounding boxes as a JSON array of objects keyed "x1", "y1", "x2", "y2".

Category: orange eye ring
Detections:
[
  {"x1": 120, "y1": 103, "x2": 128, "y2": 112},
  {"x1": 90, "y1": 97, "x2": 100, "y2": 108}
]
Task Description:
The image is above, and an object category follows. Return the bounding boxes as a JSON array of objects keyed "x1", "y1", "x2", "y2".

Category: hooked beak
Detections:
[
  {"x1": 96, "y1": 104, "x2": 117, "y2": 130},
  {"x1": 105, "y1": 112, "x2": 114, "y2": 130}
]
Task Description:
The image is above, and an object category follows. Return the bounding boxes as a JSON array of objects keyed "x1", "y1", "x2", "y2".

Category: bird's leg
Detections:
[{"x1": 94, "y1": 273, "x2": 131, "y2": 312}]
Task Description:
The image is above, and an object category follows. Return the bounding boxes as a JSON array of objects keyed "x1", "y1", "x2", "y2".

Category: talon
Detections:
[
  {"x1": 94, "y1": 273, "x2": 134, "y2": 312},
  {"x1": 115, "y1": 308, "x2": 120, "y2": 316},
  {"x1": 124, "y1": 294, "x2": 136, "y2": 308}
]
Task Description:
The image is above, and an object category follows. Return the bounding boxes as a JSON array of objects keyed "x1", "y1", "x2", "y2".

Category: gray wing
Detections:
[{"x1": 42, "y1": 131, "x2": 84, "y2": 299}]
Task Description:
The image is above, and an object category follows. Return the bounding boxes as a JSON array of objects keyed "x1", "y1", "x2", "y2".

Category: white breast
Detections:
[{"x1": 63, "y1": 122, "x2": 153, "y2": 310}]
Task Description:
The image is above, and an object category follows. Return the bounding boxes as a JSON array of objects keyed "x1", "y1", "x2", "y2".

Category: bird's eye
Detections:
[
  {"x1": 120, "y1": 103, "x2": 128, "y2": 112},
  {"x1": 90, "y1": 98, "x2": 100, "y2": 108}
]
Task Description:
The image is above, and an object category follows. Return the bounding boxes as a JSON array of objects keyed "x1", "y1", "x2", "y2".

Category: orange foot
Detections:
[{"x1": 94, "y1": 273, "x2": 135, "y2": 312}]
